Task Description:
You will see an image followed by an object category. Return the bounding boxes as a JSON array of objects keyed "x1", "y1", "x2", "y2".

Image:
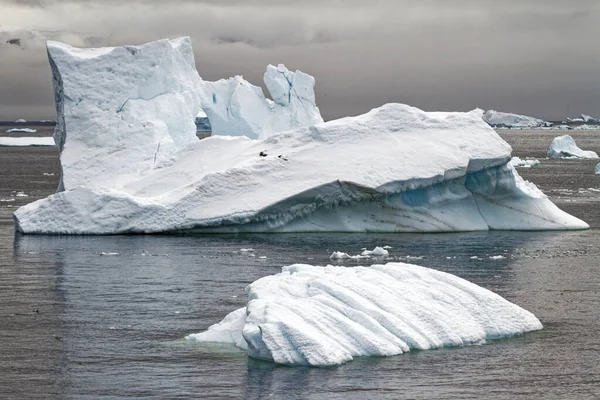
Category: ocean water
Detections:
[{"x1": 1, "y1": 130, "x2": 600, "y2": 399}]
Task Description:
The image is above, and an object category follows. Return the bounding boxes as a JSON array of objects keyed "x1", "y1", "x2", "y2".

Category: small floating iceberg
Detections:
[
  {"x1": 547, "y1": 135, "x2": 599, "y2": 159},
  {"x1": 509, "y1": 157, "x2": 540, "y2": 168},
  {"x1": 187, "y1": 263, "x2": 543, "y2": 367},
  {"x1": 6, "y1": 128, "x2": 37, "y2": 133},
  {"x1": 0, "y1": 137, "x2": 54, "y2": 147}
]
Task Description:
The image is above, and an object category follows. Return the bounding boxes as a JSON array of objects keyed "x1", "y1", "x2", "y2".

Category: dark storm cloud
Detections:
[{"x1": 1, "y1": 0, "x2": 600, "y2": 120}]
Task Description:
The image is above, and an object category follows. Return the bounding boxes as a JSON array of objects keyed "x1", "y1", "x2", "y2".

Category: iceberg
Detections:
[
  {"x1": 13, "y1": 38, "x2": 589, "y2": 234},
  {"x1": 547, "y1": 135, "x2": 599, "y2": 159},
  {"x1": 186, "y1": 263, "x2": 543, "y2": 367},
  {"x1": 6, "y1": 128, "x2": 37, "y2": 133},
  {"x1": 14, "y1": 118, "x2": 27, "y2": 123},
  {"x1": 482, "y1": 110, "x2": 552, "y2": 129}
]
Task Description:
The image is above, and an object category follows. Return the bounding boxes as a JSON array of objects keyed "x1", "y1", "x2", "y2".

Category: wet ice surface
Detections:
[{"x1": 1, "y1": 130, "x2": 600, "y2": 399}]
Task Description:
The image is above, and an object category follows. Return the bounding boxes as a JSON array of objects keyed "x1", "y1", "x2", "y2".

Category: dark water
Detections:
[{"x1": 1, "y1": 130, "x2": 600, "y2": 399}]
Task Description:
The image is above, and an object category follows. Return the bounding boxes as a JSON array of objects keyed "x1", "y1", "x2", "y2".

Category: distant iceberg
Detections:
[
  {"x1": 482, "y1": 110, "x2": 552, "y2": 129},
  {"x1": 6, "y1": 128, "x2": 37, "y2": 133},
  {"x1": 186, "y1": 263, "x2": 543, "y2": 367},
  {"x1": 13, "y1": 37, "x2": 589, "y2": 234},
  {"x1": 14, "y1": 118, "x2": 27, "y2": 123},
  {"x1": 547, "y1": 135, "x2": 599, "y2": 159}
]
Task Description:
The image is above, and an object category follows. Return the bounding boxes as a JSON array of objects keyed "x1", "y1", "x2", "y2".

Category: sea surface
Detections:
[{"x1": 1, "y1": 129, "x2": 599, "y2": 399}]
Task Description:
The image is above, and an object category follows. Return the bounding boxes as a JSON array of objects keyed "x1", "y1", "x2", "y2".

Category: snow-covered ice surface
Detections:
[
  {"x1": 0, "y1": 137, "x2": 55, "y2": 146},
  {"x1": 6, "y1": 128, "x2": 37, "y2": 133},
  {"x1": 186, "y1": 263, "x2": 543, "y2": 367},
  {"x1": 547, "y1": 135, "x2": 599, "y2": 159},
  {"x1": 482, "y1": 110, "x2": 552, "y2": 129},
  {"x1": 13, "y1": 38, "x2": 589, "y2": 234},
  {"x1": 509, "y1": 157, "x2": 540, "y2": 168}
]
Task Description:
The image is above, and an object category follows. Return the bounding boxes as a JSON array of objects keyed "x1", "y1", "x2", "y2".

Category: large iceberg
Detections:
[
  {"x1": 13, "y1": 38, "x2": 589, "y2": 234},
  {"x1": 547, "y1": 135, "x2": 599, "y2": 159},
  {"x1": 482, "y1": 110, "x2": 552, "y2": 129},
  {"x1": 187, "y1": 263, "x2": 543, "y2": 367}
]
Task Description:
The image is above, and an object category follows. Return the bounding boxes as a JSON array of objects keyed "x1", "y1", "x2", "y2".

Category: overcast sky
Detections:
[{"x1": 1, "y1": 0, "x2": 599, "y2": 121}]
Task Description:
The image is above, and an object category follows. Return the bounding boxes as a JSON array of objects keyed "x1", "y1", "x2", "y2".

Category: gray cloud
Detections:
[{"x1": 1, "y1": 0, "x2": 600, "y2": 121}]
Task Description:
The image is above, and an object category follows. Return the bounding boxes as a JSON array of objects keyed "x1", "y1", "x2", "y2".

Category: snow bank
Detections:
[
  {"x1": 187, "y1": 263, "x2": 543, "y2": 366},
  {"x1": 0, "y1": 137, "x2": 55, "y2": 146},
  {"x1": 6, "y1": 128, "x2": 37, "y2": 133},
  {"x1": 509, "y1": 157, "x2": 540, "y2": 168},
  {"x1": 483, "y1": 110, "x2": 552, "y2": 129},
  {"x1": 13, "y1": 38, "x2": 589, "y2": 234},
  {"x1": 547, "y1": 135, "x2": 599, "y2": 159}
]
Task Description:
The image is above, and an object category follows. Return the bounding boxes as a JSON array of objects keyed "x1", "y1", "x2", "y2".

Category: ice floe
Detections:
[
  {"x1": 6, "y1": 128, "x2": 37, "y2": 133},
  {"x1": 509, "y1": 157, "x2": 540, "y2": 168},
  {"x1": 187, "y1": 263, "x2": 543, "y2": 366},
  {"x1": 0, "y1": 137, "x2": 55, "y2": 146}
]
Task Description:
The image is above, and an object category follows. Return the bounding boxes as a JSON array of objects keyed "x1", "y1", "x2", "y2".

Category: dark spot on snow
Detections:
[{"x1": 259, "y1": 151, "x2": 268, "y2": 157}]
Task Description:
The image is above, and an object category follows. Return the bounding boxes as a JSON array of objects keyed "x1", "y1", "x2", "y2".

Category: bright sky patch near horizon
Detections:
[{"x1": 1, "y1": 0, "x2": 599, "y2": 121}]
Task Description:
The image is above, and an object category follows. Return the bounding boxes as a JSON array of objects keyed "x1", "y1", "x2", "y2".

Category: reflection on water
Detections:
[{"x1": 2, "y1": 229, "x2": 600, "y2": 398}]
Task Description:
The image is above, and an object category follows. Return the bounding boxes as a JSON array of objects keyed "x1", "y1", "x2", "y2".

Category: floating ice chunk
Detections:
[
  {"x1": 259, "y1": 256, "x2": 267, "y2": 259},
  {"x1": 240, "y1": 248, "x2": 255, "y2": 253},
  {"x1": 15, "y1": 192, "x2": 28, "y2": 197},
  {"x1": 547, "y1": 135, "x2": 599, "y2": 159},
  {"x1": 330, "y1": 251, "x2": 352, "y2": 259},
  {"x1": 14, "y1": 119, "x2": 26, "y2": 123},
  {"x1": 330, "y1": 251, "x2": 370, "y2": 260},
  {"x1": 187, "y1": 263, "x2": 543, "y2": 366},
  {"x1": 6, "y1": 128, "x2": 37, "y2": 133},
  {"x1": 482, "y1": 110, "x2": 552, "y2": 129},
  {"x1": 0, "y1": 137, "x2": 54, "y2": 146},
  {"x1": 0, "y1": 199, "x2": 15, "y2": 202},
  {"x1": 361, "y1": 247, "x2": 389, "y2": 257},
  {"x1": 382, "y1": 245, "x2": 393, "y2": 249},
  {"x1": 98, "y1": 252, "x2": 119, "y2": 256},
  {"x1": 489, "y1": 255, "x2": 506, "y2": 260},
  {"x1": 509, "y1": 157, "x2": 540, "y2": 168}
]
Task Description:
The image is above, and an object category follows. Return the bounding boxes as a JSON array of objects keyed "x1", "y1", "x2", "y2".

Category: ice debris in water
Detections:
[
  {"x1": 489, "y1": 255, "x2": 506, "y2": 260},
  {"x1": 509, "y1": 157, "x2": 540, "y2": 168},
  {"x1": 12, "y1": 37, "x2": 590, "y2": 234},
  {"x1": 186, "y1": 263, "x2": 543, "y2": 367},
  {"x1": 361, "y1": 247, "x2": 390, "y2": 257}
]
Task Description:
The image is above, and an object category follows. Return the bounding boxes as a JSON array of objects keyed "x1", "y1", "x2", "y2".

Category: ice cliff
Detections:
[
  {"x1": 13, "y1": 38, "x2": 589, "y2": 234},
  {"x1": 187, "y1": 263, "x2": 543, "y2": 367},
  {"x1": 483, "y1": 110, "x2": 552, "y2": 129}
]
